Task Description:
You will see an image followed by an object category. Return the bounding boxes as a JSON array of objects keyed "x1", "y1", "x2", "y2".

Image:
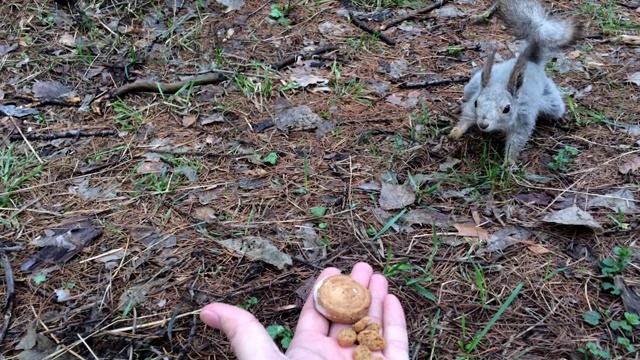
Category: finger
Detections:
[
  {"x1": 328, "y1": 262, "x2": 374, "y2": 337},
  {"x1": 381, "y1": 294, "x2": 410, "y2": 360},
  {"x1": 366, "y1": 273, "x2": 389, "y2": 327},
  {"x1": 200, "y1": 303, "x2": 287, "y2": 360},
  {"x1": 293, "y1": 267, "x2": 341, "y2": 337}
]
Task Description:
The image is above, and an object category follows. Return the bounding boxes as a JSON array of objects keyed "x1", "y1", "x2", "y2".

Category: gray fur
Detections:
[{"x1": 448, "y1": 0, "x2": 582, "y2": 165}]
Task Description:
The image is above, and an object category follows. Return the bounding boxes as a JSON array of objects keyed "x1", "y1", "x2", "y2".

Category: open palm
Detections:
[{"x1": 200, "y1": 262, "x2": 409, "y2": 360}]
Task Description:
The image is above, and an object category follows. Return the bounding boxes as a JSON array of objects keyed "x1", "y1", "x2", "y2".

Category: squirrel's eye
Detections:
[
  {"x1": 474, "y1": 100, "x2": 478, "y2": 108},
  {"x1": 503, "y1": 105, "x2": 511, "y2": 114}
]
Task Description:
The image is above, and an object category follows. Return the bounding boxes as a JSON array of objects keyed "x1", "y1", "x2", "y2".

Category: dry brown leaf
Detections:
[
  {"x1": 471, "y1": 210, "x2": 482, "y2": 225},
  {"x1": 619, "y1": 156, "x2": 640, "y2": 174},
  {"x1": 182, "y1": 114, "x2": 198, "y2": 127},
  {"x1": 136, "y1": 161, "x2": 170, "y2": 174},
  {"x1": 193, "y1": 207, "x2": 217, "y2": 223},
  {"x1": 452, "y1": 223, "x2": 489, "y2": 241},
  {"x1": 379, "y1": 182, "x2": 416, "y2": 210},
  {"x1": 522, "y1": 241, "x2": 551, "y2": 254}
]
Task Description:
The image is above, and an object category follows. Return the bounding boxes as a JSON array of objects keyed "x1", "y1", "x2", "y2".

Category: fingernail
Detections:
[{"x1": 200, "y1": 309, "x2": 221, "y2": 328}]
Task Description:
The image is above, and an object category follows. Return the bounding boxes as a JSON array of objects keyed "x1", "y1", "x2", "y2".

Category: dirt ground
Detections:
[{"x1": 1, "y1": 0, "x2": 639, "y2": 359}]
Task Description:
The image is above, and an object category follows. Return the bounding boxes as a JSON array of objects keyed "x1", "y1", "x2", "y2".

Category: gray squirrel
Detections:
[{"x1": 448, "y1": 0, "x2": 583, "y2": 166}]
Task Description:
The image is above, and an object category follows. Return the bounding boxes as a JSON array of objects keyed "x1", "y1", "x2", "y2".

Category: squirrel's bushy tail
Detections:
[{"x1": 497, "y1": 0, "x2": 582, "y2": 65}]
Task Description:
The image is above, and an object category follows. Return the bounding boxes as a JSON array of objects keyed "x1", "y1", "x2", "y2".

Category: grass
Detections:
[
  {"x1": 0, "y1": 144, "x2": 43, "y2": 212},
  {"x1": 578, "y1": 0, "x2": 640, "y2": 35}
]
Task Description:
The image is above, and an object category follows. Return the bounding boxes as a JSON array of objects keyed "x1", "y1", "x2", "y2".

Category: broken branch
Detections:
[
  {"x1": 400, "y1": 75, "x2": 470, "y2": 88},
  {"x1": 9, "y1": 129, "x2": 117, "y2": 141},
  {"x1": 109, "y1": 72, "x2": 227, "y2": 99},
  {"x1": 272, "y1": 45, "x2": 339, "y2": 70},
  {"x1": 381, "y1": 0, "x2": 449, "y2": 30},
  {"x1": 349, "y1": 11, "x2": 396, "y2": 46}
]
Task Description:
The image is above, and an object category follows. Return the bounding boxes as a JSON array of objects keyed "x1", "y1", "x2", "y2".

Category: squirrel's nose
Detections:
[{"x1": 478, "y1": 122, "x2": 489, "y2": 130}]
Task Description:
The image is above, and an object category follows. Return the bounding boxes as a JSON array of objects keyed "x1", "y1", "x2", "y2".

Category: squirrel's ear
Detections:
[
  {"x1": 480, "y1": 49, "x2": 496, "y2": 88},
  {"x1": 507, "y1": 56, "x2": 527, "y2": 95}
]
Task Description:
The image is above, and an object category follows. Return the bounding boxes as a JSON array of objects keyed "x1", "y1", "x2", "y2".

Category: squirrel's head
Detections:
[{"x1": 473, "y1": 48, "x2": 527, "y2": 132}]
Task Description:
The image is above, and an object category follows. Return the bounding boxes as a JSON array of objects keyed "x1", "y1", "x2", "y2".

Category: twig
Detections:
[
  {"x1": 109, "y1": 72, "x2": 228, "y2": 99},
  {"x1": 400, "y1": 75, "x2": 470, "y2": 88},
  {"x1": 15, "y1": 95, "x2": 82, "y2": 107},
  {"x1": 272, "y1": 45, "x2": 339, "y2": 70},
  {"x1": 469, "y1": 2, "x2": 498, "y2": 25},
  {"x1": 0, "y1": 250, "x2": 15, "y2": 344},
  {"x1": 9, "y1": 129, "x2": 117, "y2": 141},
  {"x1": 349, "y1": 11, "x2": 396, "y2": 46},
  {"x1": 381, "y1": 0, "x2": 449, "y2": 30}
]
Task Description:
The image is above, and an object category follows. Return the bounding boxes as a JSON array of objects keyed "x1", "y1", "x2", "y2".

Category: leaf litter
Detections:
[{"x1": 215, "y1": 236, "x2": 292, "y2": 270}]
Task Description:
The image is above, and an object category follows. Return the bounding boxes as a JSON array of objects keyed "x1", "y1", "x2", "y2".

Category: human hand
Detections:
[{"x1": 200, "y1": 262, "x2": 409, "y2": 360}]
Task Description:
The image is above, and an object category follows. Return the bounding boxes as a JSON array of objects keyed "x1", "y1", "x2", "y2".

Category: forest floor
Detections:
[{"x1": 1, "y1": 0, "x2": 639, "y2": 359}]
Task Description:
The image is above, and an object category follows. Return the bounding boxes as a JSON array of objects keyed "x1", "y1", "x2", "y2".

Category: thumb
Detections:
[{"x1": 200, "y1": 303, "x2": 287, "y2": 360}]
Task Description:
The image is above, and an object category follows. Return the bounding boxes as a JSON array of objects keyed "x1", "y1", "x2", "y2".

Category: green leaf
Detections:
[
  {"x1": 582, "y1": 310, "x2": 602, "y2": 326},
  {"x1": 280, "y1": 336, "x2": 291, "y2": 349},
  {"x1": 266, "y1": 325, "x2": 286, "y2": 339},
  {"x1": 609, "y1": 320, "x2": 622, "y2": 331},
  {"x1": 318, "y1": 222, "x2": 327, "y2": 229},
  {"x1": 33, "y1": 274, "x2": 47, "y2": 285},
  {"x1": 624, "y1": 312, "x2": 640, "y2": 325},
  {"x1": 263, "y1": 152, "x2": 278, "y2": 165},
  {"x1": 270, "y1": 4, "x2": 284, "y2": 18},
  {"x1": 310, "y1": 206, "x2": 327, "y2": 217}
]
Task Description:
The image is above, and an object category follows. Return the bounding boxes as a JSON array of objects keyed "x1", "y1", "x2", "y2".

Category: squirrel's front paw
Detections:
[{"x1": 448, "y1": 126, "x2": 466, "y2": 140}]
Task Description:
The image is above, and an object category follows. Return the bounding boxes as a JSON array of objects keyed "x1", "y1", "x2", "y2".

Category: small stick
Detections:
[
  {"x1": 9, "y1": 129, "x2": 117, "y2": 141},
  {"x1": 349, "y1": 11, "x2": 396, "y2": 46},
  {"x1": 109, "y1": 72, "x2": 227, "y2": 99},
  {"x1": 469, "y1": 2, "x2": 498, "y2": 25},
  {"x1": 381, "y1": 0, "x2": 449, "y2": 30},
  {"x1": 272, "y1": 45, "x2": 338, "y2": 70},
  {"x1": 15, "y1": 95, "x2": 82, "y2": 107},
  {"x1": 400, "y1": 75, "x2": 470, "y2": 88},
  {"x1": 0, "y1": 250, "x2": 15, "y2": 344}
]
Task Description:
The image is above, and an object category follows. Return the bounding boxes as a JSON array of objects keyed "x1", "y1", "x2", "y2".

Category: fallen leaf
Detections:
[
  {"x1": 627, "y1": 72, "x2": 640, "y2": 86},
  {"x1": 385, "y1": 93, "x2": 405, "y2": 106},
  {"x1": 587, "y1": 188, "x2": 637, "y2": 214},
  {"x1": 358, "y1": 181, "x2": 381, "y2": 191},
  {"x1": 438, "y1": 156, "x2": 461, "y2": 171},
  {"x1": 525, "y1": 242, "x2": 550, "y2": 254},
  {"x1": 542, "y1": 206, "x2": 604, "y2": 234},
  {"x1": 379, "y1": 182, "x2": 416, "y2": 210},
  {"x1": 136, "y1": 161, "x2": 171, "y2": 174},
  {"x1": 614, "y1": 275, "x2": 640, "y2": 315},
  {"x1": 274, "y1": 105, "x2": 325, "y2": 133},
  {"x1": 476, "y1": 226, "x2": 531, "y2": 254},
  {"x1": 452, "y1": 223, "x2": 489, "y2": 241},
  {"x1": 400, "y1": 208, "x2": 450, "y2": 229},
  {"x1": 216, "y1": 0, "x2": 244, "y2": 12},
  {"x1": 201, "y1": 113, "x2": 225, "y2": 125},
  {"x1": 193, "y1": 207, "x2": 217, "y2": 223},
  {"x1": 182, "y1": 114, "x2": 197, "y2": 127},
  {"x1": 296, "y1": 223, "x2": 326, "y2": 262},
  {"x1": 515, "y1": 191, "x2": 552, "y2": 206},
  {"x1": 59, "y1": 34, "x2": 76, "y2": 47},
  {"x1": 216, "y1": 236, "x2": 292, "y2": 270},
  {"x1": 15, "y1": 321, "x2": 38, "y2": 350},
  {"x1": 32, "y1": 80, "x2": 72, "y2": 99},
  {"x1": 20, "y1": 217, "x2": 102, "y2": 272},
  {"x1": 619, "y1": 156, "x2": 640, "y2": 175},
  {"x1": 289, "y1": 74, "x2": 329, "y2": 88},
  {"x1": 118, "y1": 279, "x2": 166, "y2": 311},
  {"x1": 616, "y1": 122, "x2": 640, "y2": 136},
  {"x1": 0, "y1": 43, "x2": 18, "y2": 56},
  {"x1": 0, "y1": 104, "x2": 39, "y2": 117},
  {"x1": 369, "y1": 207, "x2": 413, "y2": 233},
  {"x1": 68, "y1": 177, "x2": 117, "y2": 200},
  {"x1": 130, "y1": 228, "x2": 177, "y2": 249}
]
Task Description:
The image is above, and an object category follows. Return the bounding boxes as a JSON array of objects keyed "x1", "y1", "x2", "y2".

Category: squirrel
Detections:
[{"x1": 448, "y1": 0, "x2": 583, "y2": 166}]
